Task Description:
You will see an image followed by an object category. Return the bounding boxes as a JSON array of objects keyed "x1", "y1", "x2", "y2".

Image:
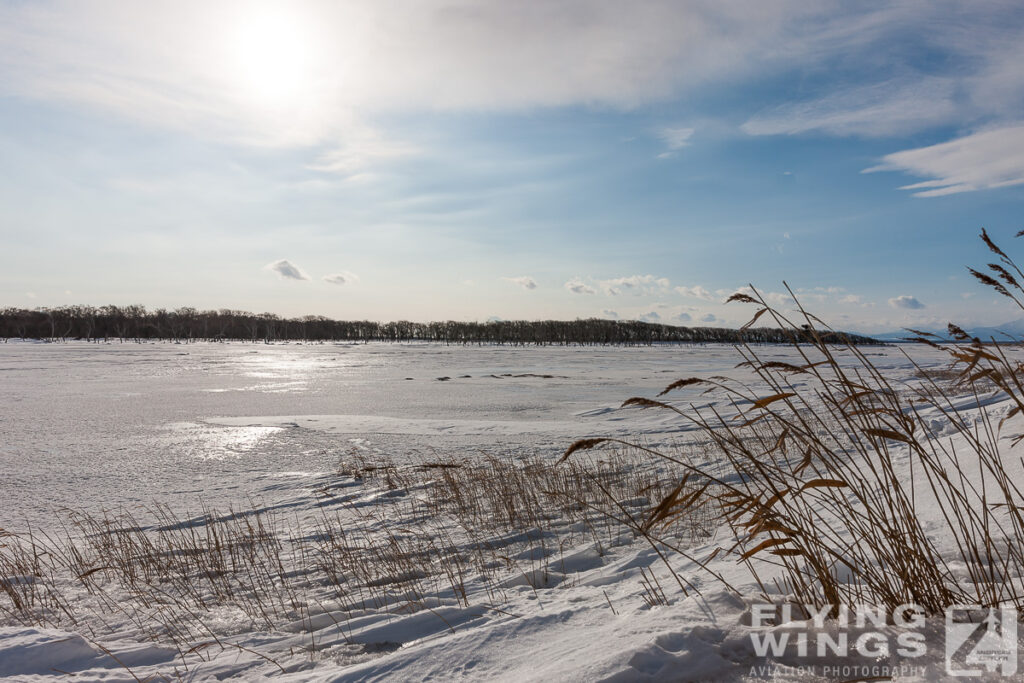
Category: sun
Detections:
[{"x1": 226, "y1": 8, "x2": 315, "y2": 106}]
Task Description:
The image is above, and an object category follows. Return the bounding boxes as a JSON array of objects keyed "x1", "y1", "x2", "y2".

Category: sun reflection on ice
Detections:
[
  {"x1": 206, "y1": 347, "x2": 360, "y2": 393},
  {"x1": 162, "y1": 422, "x2": 284, "y2": 460}
]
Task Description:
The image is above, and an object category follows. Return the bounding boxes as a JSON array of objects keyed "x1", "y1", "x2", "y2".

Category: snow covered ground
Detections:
[{"x1": 2, "y1": 340, "x2": 1021, "y2": 681}]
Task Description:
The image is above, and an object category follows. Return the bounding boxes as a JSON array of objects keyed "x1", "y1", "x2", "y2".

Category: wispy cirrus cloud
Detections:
[
  {"x1": 742, "y1": 77, "x2": 959, "y2": 138},
  {"x1": 6, "y1": 2, "x2": 1023, "y2": 190},
  {"x1": 739, "y1": 5, "x2": 1024, "y2": 138},
  {"x1": 4, "y1": 3, "x2": 1022, "y2": 143},
  {"x1": 864, "y1": 125, "x2": 1024, "y2": 197},
  {"x1": 658, "y1": 126, "x2": 694, "y2": 149},
  {"x1": 656, "y1": 126, "x2": 694, "y2": 157},
  {"x1": 0, "y1": 1, "x2": 810, "y2": 146},
  {"x1": 265, "y1": 259, "x2": 309, "y2": 281},
  {"x1": 307, "y1": 127, "x2": 420, "y2": 176},
  {"x1": 733, "y1": 5, "x2": 1024, "y2": 197}
]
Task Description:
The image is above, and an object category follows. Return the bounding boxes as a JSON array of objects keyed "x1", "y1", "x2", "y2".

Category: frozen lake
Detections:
[
  {"x1": 0, "y1": 340, "x2": 939, "y2": 530},
  {"x1": 5, "y1": 339, "x2": 1007, "y2": 682}
]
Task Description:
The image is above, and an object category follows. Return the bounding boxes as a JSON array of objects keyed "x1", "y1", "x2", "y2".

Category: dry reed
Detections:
[{"x1": 564, "y1": 229, "x2": 1024, "y2": 618}]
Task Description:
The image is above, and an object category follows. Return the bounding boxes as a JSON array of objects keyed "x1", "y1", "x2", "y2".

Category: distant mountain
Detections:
[
  {"x1": 966, "y1": 317, "x2": 1024, "y2": 341},
  {"x1": 867, "y1": 317, "x2": 1024, "y2": 342}
]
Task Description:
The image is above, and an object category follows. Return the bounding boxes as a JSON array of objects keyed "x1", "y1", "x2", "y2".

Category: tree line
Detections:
[{"x1": 0, "y1": 305, "x2": 880, "y2": 345}]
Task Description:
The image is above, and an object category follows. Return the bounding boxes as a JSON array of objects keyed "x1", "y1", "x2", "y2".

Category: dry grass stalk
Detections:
[
  {"x1": 564, "y1": 229, "x2": 1024, "y2": 617},
  {"x1": 0, "y1": 448, "x2": 712, "y2": 671}
]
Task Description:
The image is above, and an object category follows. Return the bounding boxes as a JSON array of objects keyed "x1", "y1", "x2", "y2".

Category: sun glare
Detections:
[{"x1": 226, "y1": 8, "x2": 315, "y2": 106}]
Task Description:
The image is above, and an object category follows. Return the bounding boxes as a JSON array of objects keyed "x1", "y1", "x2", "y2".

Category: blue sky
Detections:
[{"x1": 2, "y1": 1, "x2": 1024, "y2": 332}]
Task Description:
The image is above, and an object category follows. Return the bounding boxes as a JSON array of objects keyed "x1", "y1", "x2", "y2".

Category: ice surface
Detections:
[
  {"x1": 0, "y1": 341, "x2": 843, "y2": 527},
  {"x1": 4, "y1": 340, "x2": 1011, "y2": 681}
]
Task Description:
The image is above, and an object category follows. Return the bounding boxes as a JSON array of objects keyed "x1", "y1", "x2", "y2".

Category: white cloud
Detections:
[
  {"x1": 565, "y1": 278, "x2": 597, "y2": 295},
  {"x1": 638, "y1": 311, "x2": 661, "y2": 322},
  {"x1": 674, "y1": 285, "x2": 716, "y2": 301},
  {"x1": 601, "y1": 274, "x2": 670, "y2": 296},
  {"x1": 502, "y1": 276, "x2": 537, "y2": 290},
  {"x1": 765, "y1": 291, "x2": 795, "y2": 306},
  {"x1": 888, "y1": 295, "x2": 925, "y2": 310},
  {"x1": 265, "y1": 259, "x2": 309, "y2": 281},
  {"x1": 323, "y1": 271, "x2": 359, "y2": 285},
  {"x1": 602, "y1": 309, "x2": 619, "y2": 319},
  {"x1": 864, "y1": 124, "x2": 1024, "y2": 197},
  {"x1": 839, "y1": 294, "x2": 863, "y2": 305}
]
